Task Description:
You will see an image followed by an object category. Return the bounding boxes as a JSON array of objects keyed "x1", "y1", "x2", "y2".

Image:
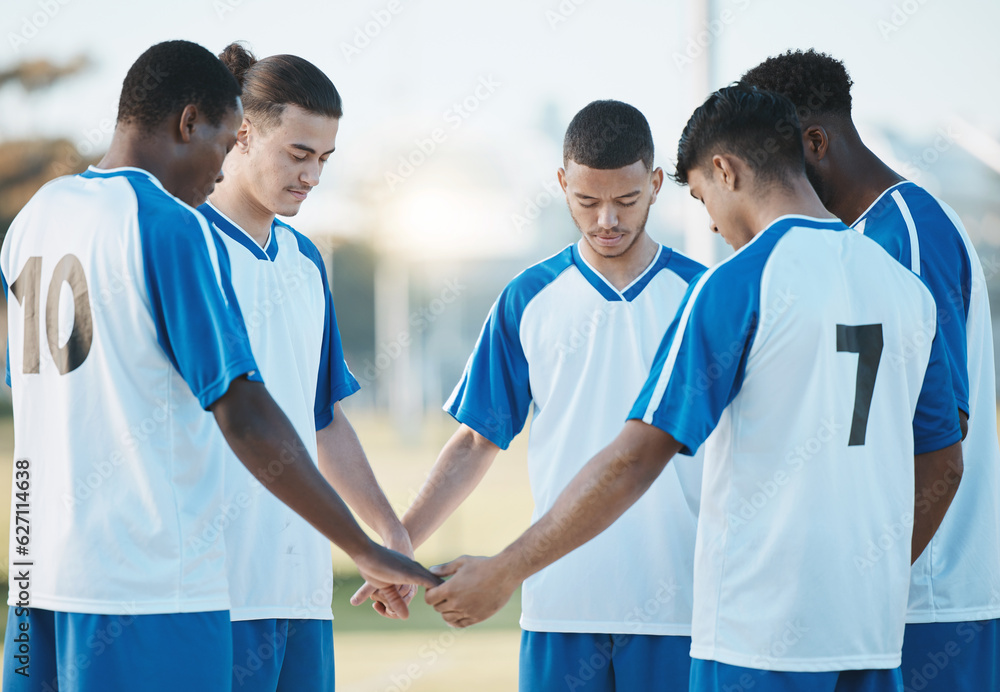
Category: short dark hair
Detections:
[
  {"x1": 673, "y1": 84, "x2": 805, "y2": 186},
  {"x1": 739, "y1": 49, "x2": 853, "y2": 120},
  {"x1": 117, "y1": 40, "x2": 241, "y2": 131},
  {"x1": 219, "y1": 42, "x2": 342, "y2": 129},
  {"x1": 563, "y1": 100, "x2": 654, "y2": 170}
]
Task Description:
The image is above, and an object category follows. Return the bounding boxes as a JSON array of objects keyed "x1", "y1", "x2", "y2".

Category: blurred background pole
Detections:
[{"x1": 684, "y1": 0, "x2": 718, "y2": 266}]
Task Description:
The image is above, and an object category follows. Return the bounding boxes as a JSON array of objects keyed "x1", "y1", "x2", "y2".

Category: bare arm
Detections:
[
  {"x1": 912, "y1": 440, "x2": 963, "y2": 563},
  {"x1": 350, "y1": 423, "x2": 500, "y2": 612},
  {"x1": 404, "y1": 424, "x2": 502, "y2": 548},
  {"x1": 317, "y1": 402, "x2": 409, "y2": 549},
  {"x1": 211, "y1": 377, "x2": 441, "y2": 615},
  {"x1": 425, "y1": 420, "x2": 681, "y2": 627}
]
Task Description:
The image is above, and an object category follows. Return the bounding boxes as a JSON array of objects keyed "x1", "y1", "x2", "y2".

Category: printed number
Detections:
[
  {"x1": 10, "y1": 255, "x2": 93, "y2": 375},
  {"x1": 836, "y1": 324, "x2": 884, "y2": 446}
]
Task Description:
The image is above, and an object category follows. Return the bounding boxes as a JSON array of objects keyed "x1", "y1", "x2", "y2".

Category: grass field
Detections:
[{"x1": 0, "y1": 409, "x2": 535, "y2": 691}]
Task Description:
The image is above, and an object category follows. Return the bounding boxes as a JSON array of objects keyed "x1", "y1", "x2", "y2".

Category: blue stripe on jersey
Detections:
[
  {"x1": 199, "y1": 203, "x2": 280, "y2": 262},
  {"x1": 446, "y1": 246, "x2": 576, "y2": 449},
  {"x1": 623, "y1": 247, "x2": 705, "y2": 301},
  {"x1": 858, "y1": 182, "x2": 972, "y2": 414},
  {"x1": 914, "y1": 327, "x2": 963, "y2": 454},
  {"x1": 629, "y1": 217, "x2": 846, "y2": 455},
  {"x1": 571, "y1": 244, "x2": 621, "y2": 301},
  {"x1": 2, "y1": 268, "x2": 8, "y2": 387},
  {"x1": 120, "y1": 173, "x2": 261, "y2": 409},
  {"x1": 285, "y1": 224, "x2": 361, "y2": 429}
]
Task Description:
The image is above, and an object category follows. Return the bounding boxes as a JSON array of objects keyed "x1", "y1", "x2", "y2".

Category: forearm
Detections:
[
  {"x1": 497, "y1": 420, "x2": 680, "y2": 583},
  {"x1": 403, "y1": 424, "x2": 500, "y2": 549},
  {"x1": 213, "y1": 380, "x2": 375, "y2": 560},
  {"x1": 912, "y1": 441, "x2": 963, "y2": 562},
  {"x1": 317, "y1": 404, "x2": 402, "y2": 540}
]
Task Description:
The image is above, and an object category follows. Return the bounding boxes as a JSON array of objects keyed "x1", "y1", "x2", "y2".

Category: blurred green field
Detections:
[{"x1": 0, "y1": 409, "x2": 535, "y2": 691}]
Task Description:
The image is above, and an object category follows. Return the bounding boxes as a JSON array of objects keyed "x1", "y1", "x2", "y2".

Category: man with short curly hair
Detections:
[{"x1": 742, "y1": 48, "x2": 1000, "y2": 692}]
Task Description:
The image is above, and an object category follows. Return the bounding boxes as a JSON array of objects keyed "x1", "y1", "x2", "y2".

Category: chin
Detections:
[{"x1": 274, "y1": 203, "x2": 303, "y2": 218}]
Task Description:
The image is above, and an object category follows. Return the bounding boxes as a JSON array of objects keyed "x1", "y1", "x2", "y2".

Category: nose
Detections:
[
  {"x1": 597, "y1": 204, "x2": 618, "y2": 230},
  {"x1": 709, "y1": 220, "x2": 719, "y2": 235},
  {"x1": 301, "y1": 161, "x2": 320, "y2": 188},
  {"x1": 215, "y1": 170, "x2": 225, "y2": 184}
]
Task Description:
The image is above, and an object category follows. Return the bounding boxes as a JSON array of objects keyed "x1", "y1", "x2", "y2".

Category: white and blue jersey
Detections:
[
  {"x1": 447, "y1": 241, "x2": 705, "y2": 636},
  {"x1": 631, "y1": 216, "x2": 961, "y2": 671},
  {"x1": 855, "y1": 181, "x2": 1000, "y2": 624},
  {"x1": 198, "y1": 202, "x2": 359, "y2": 622},
  {"x1": 1, "y1": 167, "x2": 260, "y2": 615}
]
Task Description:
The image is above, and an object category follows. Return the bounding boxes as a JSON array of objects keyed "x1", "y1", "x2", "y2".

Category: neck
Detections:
[
  {"x1": 747, "y1": 175, "x2": 838, "y2": 238},
  {"x1": 822, "y1": 129, "x2": 906, "y2": 226},
  {"x1": 209, "y1": 177, "x2": 275, "y2": 248},
  {"x1": 98, "y1": 130, "x2": 174, "y2": 189},
  {"x1": 578, "y1": 231, "x2": 659, "y2": 292}
]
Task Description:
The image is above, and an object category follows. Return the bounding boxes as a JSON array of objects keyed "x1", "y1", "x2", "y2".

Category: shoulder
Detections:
[
  {"x1": 497, "y1": 244, "x2": 576, "y2": 314},
  {"x1": 277, "y1": 221, "x2": 327, "y2": 274},
  {"x1": 122, "y1": 173, "x2": 210, "y2": 241},
  {"x1": 661, "y1": 247, "x2": 707, "y2": 284}
]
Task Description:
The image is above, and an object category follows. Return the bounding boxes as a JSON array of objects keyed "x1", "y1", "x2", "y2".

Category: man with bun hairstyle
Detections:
[
  {"x1": 741, "y1": 50, "x2": 1000, "y2": 692},
  {"x1": 1, "y1": 40, "x2": 437, "y2": 692},
  {"x1": 204, "y1": 42, "x2": 413, "y2": 690},
  {"x1": 356, "y1": 99, "x2": 707, "y2": 691}
]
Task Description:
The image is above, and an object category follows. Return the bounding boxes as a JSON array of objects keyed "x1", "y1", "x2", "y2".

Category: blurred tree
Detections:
[{"x1": 0, "y1": 55, "x2": 95, "y2": 244}]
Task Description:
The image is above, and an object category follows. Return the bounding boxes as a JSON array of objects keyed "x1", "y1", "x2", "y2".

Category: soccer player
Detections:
[
  {"x1": 355, "y1": 100, "x2": 706, "y2": 691},
  {"x1": 2, "y1": 41, "x2": 436, "y2": 692},
  {"x1": 425, "y1": 86, "x2": 965, "y2": 692},
  {"x1": 740, "y1": 50, "x2": 1000, "y2": 692},
  {"x1": 200, "y1": 43, "x2": 413, "y2": 690}
]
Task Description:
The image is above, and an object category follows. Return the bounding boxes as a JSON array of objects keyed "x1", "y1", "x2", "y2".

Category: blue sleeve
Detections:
[
  {"x1": 913, "y1": 326, "x2": 963, "y2": 454},
  {"x1": 629, "y1": 263, "x2": 759, "y2": 455},
  {"x1": 299, "y1": 235, "x2": 360, "y2": 430},
  {"x1": 444, "y1": 288, "x2": 532, "y2": 450},
  {"x1": 136, "y1": 183, "x2": 261, "y2": 410},
  {"x1": 864, "y1": 189, "x2": 971, "y2": 414}
]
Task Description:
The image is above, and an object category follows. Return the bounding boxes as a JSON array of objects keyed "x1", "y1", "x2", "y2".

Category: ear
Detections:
[
  {"x1": 177, "y1": 104, "x2": 199, "y2": 144},
  {"x1": 648, "y1": 166, "x2": 664, "y2": 203},
  {"x1": 803, "y1": 125, "x2": 829, "y2": 161},
  {"x1": 557, "y1": 167, "x2": 568, "y2": 194},
  {"x1": 236, "y1": 117, "x2": 252, "y2": 153},
  {"x1": 711, "y1": 154, "x2": 738, "y2": 192}
]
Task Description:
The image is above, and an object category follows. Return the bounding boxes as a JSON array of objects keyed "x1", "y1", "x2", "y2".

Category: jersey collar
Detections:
[
  {"x1": 850, "y1": 181, "x2": 915, "y2": 228},
  {"x1": 571, "y1": 241, "x2": 669, "y2": 302},
  {"x1": 199, "y1": 202, "x2": 279, "y2": 261}
]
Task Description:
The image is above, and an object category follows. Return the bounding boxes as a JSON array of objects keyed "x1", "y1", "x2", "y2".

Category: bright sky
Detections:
[{"x1": 3, "y1": 0, "x2": 998, "y2": 260}]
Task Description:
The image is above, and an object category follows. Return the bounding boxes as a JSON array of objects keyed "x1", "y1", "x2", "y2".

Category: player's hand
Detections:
[
  {"x1": 352, "y1": 541, "x2": 442, "y2": 620},
  {"x1": 351, "y1": 528, "x2": 417, "y2": 619},
  {"x1": 424, "y1": 555, "x2": 518, "y2": 628}
]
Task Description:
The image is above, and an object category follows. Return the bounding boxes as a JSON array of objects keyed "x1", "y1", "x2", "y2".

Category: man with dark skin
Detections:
[
  {"x1": 741, "y1": 50, "x2": 998, "y2": 692},
  {"x1": 2, "y1": 40, "x2": 436, "y2": 692}
]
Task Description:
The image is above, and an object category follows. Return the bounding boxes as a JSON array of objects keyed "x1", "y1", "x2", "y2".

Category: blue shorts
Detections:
[
  {"x1": 900, "y1": 618, "x2": 1000, "y2": 692},
  {"x1": 519, "y1": 630, "x2": 691, "y2": 691},
  {"x1": 231, "y1": 618, "x2": 334, "y2": 691},
  {"x1": 2, "y1": 606, "x2": 231, "y2": 692},
  {"x1": 690, "y1": 659, "x2": 903, "y2": 692}
]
